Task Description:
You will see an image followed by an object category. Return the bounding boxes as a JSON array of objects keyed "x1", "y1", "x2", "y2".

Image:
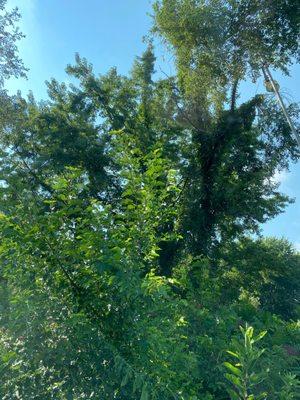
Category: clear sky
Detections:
[{"x1": 5, "y1": 0, "x2": 300, "y2": 250}]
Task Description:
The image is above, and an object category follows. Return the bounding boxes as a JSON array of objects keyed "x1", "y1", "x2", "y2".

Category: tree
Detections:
[
  {"x1": 153, "y1": 0, "x2": 300, "y2": 103},
  {"x1": 217, "y1": 237, "x2": 300, "y2": 320},
  {"x1": 0, "y1": 0, "x2": 27, "y2": 86},
  {"x1": 153, "y1": 0, "x2": 300, "y2": 261},
  {"x1": 0, "y1": 52, "x2": 199, "y2": 399},
  {"x1": 0, "y1": 2, "x2": 299, "y2": 399}
]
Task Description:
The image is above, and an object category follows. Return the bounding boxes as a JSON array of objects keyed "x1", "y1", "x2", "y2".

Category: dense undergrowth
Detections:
[{"x1": 0, "y1": 0, "x2": 299, "y2": 398}]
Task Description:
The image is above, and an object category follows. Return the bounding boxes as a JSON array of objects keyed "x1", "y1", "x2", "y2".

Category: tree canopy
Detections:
[
  {"x1": 0, "y1": 1, "x2": 299, "y2": 399},
  {"x1": 0, "y1": 0, "x2": 26, "y2": 86}
]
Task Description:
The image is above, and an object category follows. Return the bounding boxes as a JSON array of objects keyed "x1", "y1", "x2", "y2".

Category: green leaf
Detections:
[
  {"x1": 257, "y1": 393, "x2": 268, "y2": 400},
  {"x1": 223, "y1": 362, "x2": 242, "y2": 377},
  {"x1": 121, "y1": 371, "x2": 130, "y2": 387},
  {"x1": 225, "y1": 373, "x2": 243, "y2": 390},
  {"x1": 133, "y1": 375, "x2": 143, "y2": 394},
  {"x1": 254, "y1": 330, "x2": 267, "y2": 342},
  {"x1": 246, "y1": 326, "x2": 254, "y2": 339},
  {"x1": 227, "y1": 350, "x2": 240, "y2": 359},
  {"x1": 140, "y1": 383, "x2": 149, "y2": 400},
  {"x1": 226, "y1": 388, "x2": 240, "y2": 400}
]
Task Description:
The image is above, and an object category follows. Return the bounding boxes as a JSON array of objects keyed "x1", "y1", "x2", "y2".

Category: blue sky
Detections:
[{"x1": 6, "y1": 0, "x2": 300, "y2": 250}]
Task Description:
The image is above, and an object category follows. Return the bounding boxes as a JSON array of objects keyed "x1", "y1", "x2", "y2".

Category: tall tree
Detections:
[
  {"x1": 0, "y1": 2, "x2": 299, "y2": 399},
  {"x1": 153, "y1": 0, "x2": 300, "y2": 260},
  {"x1": 0, "y1": 0, "x2": 26, "y2": 86}
]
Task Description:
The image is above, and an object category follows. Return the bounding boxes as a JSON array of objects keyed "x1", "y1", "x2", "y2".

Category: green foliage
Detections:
[
  {"x1": 0, "y1": 0, "x2": 299, "y2": 398},
  {"x1": 217, "y1": 237, "x2": 300, "y2": 319},
  {"x1": 0, "y1": 0, "x2": 27, "y2": 85},
  {"x1": 153, "y1": 0, "x2": 300, "y2": 102},
  {"x1": 224, "y1": 325, "x2": 300, "y2": 400},
  {"x1": 224, "y1": 325, "x2": 268, "y2": 399}
]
